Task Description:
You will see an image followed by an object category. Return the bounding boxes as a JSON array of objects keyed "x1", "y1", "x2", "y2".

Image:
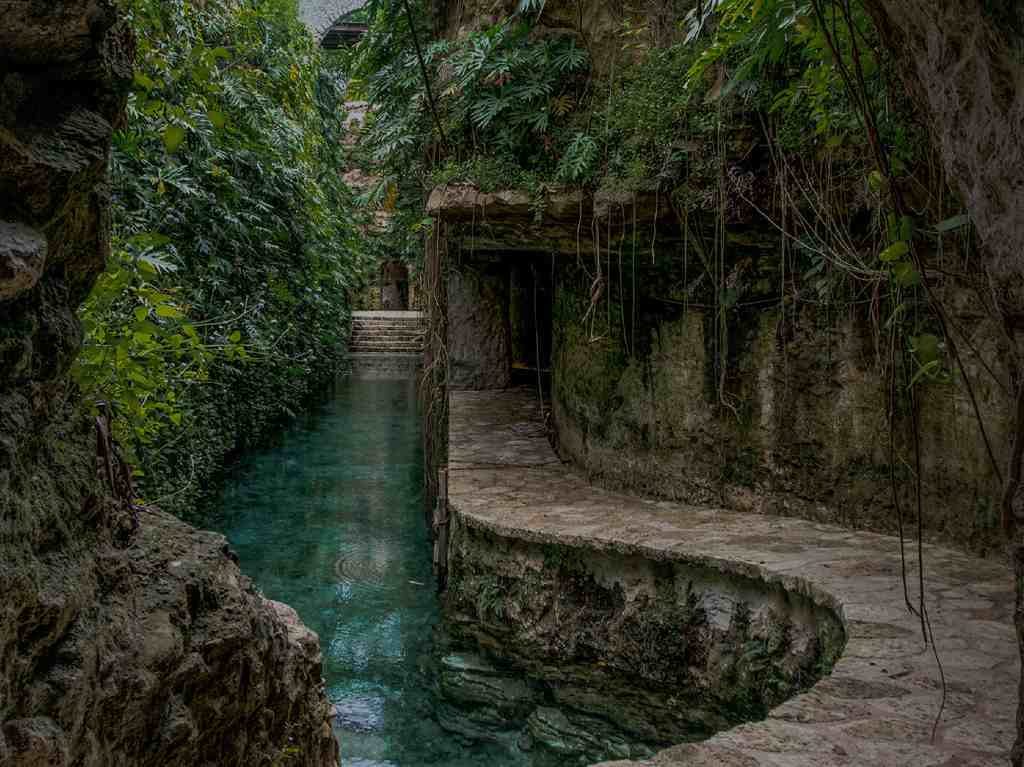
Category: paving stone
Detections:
[{"x1": 448, "y1": 388, "x2": 1018, "y2": 767}]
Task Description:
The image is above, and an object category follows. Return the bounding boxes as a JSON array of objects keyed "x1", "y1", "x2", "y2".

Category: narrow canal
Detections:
[{"x1": 197, "y1": 375, "x2": 525, "y2": 766}]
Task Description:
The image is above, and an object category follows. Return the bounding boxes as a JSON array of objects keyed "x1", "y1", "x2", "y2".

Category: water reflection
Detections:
[{"x1": 197, "y1": 376, "x2": 524, "y2": 766}]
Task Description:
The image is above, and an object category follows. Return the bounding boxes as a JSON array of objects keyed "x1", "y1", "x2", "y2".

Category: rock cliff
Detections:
[{"x1": 0, "y1": 3, "x2": 337, "y2": 765}]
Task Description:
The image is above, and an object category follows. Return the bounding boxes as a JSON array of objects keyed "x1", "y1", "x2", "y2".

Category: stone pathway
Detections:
[{"x1": 448, "y1": 388, "x2": 1017, "y2": 767}]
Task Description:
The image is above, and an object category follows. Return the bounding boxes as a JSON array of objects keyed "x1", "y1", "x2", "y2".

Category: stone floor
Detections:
[{"x1": 448, "y1": 389, "x2": 1018, "y2": 767}]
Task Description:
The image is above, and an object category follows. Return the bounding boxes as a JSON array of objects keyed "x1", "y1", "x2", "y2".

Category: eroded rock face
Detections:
[
  {"x1": 0, "y1": 3, "x2": 338, "y2": 765},
  {"x1": 448, "y1": 262, "x2": 512, "y2": 390},
  {"x1": 860, "y1": 0, "x2": 1024, "y2": 316},
  {"x1": 0, "y1": 222, "x2": 46, "y2": 301},
  {"x1": 440, "y1": 520, "x2": 845, "y2": 763},
  {"x1": 3, "y1": 513, "x2": 338, "y2": 767}
]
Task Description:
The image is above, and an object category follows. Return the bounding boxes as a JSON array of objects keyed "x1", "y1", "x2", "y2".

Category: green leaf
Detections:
[
  {"x1": 911, "y1": 333, "x2": 941, "y2": 364},
  {"x1": 910, "y1": 359, "x2": 942, "y2": 387},
  {"x1": 208, "y1": 109, "x2": 227, "y2": 129},
  {"x1": 879, "y1": 241, "x2": 908, "y2": 262},
  {"x1": 228, "y1": 331, "x2": 242, "y2": 343},
  {"x1": 133, "y1": 71, "x2": 156, "y2": 91},
  {"x1": 891, "y1": 261, "x2": 920, "y2": 287},
  {"x1": 155, "y1": 304, "x2": 184, "y2": 319},
  {"x1": 935, "y1": 213, "x2": 970, "y2": 233},
  {"x1": 134, "y1": 307, "x2": 149, "y2": 322},
  {"x1": 163, "y1": 125, "x2": 187, "y2": 153},
  {"x1": 128, "y1": 232, "x2": 171, "y2": 249}
]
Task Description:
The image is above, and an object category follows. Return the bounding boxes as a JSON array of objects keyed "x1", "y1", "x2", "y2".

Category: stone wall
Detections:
[
  {"x1": 439, "y1": 515, "x2": 845, "y2": 763},
  {"x1": 552, "y1": 256, "x2": 1012, "y2": 556},
  {"x1": 424, "y1": 0, "x2": 1015, "y2": 556},
  {"x1": 429, "y1": 173, "x2": 1011, "y2": 556},
  {"x1": 0, "y1": 3, "x2": 337, "y2": 765},
  {"x1": 448, "y1": 259, "x2": 512, "y2": 390}
]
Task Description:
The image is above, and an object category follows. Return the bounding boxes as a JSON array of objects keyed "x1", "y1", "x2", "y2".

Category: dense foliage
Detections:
[
  {"x1": 350, "y1": 0, "x2": 964, "y2": 383},
  {"x1": 339, "y1": 0, "x2": 592, "y2": 268},
  {"x1": 75, "y1": 0, "x2": 370, "y2": 515}
]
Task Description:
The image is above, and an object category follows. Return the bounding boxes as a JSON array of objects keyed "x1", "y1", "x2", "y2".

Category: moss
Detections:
[{"x1": 443, "y1": 523, "x2": 845, "y2": 751}]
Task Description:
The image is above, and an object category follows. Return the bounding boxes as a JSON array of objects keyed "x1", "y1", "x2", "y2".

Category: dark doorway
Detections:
[
  {"x1": 509, "y1": 256, "x2": 553, "y2": 389},
  {"x1": 381, "y1": 260, "x2": 409, "y2": 310}
]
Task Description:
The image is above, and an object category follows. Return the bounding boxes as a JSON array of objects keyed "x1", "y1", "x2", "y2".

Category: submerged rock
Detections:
[
  {"x1": 333, "y1": 694, "x2": 386, "y2": 733},
  {"x1": 438, "y1": 653, "x2": 538, "y2": 717}
]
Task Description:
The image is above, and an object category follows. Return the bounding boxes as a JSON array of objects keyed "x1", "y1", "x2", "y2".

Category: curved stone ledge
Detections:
[{"x1": 447, "y1": 389, "x2": 1017, "y2": 766}]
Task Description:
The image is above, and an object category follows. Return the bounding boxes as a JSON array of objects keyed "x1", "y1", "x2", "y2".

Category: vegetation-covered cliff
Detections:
[{"x1": 0, "y1": 2, "x2": 339, "y2": 764}]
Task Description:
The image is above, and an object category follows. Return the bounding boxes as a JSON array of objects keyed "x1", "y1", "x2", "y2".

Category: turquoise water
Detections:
[{"x1": 198, "y1": 376, "x2": 522, "y2": 766}]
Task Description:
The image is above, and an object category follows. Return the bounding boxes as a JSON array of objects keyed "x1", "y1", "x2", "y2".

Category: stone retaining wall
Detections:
[{"x1": 441, "y1": 516, "x2": 844, "y2": 763}]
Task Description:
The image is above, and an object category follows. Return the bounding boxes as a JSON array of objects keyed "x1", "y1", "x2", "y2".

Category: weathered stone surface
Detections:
[
  {"x1": 0, "y1": 221, "x2": 46, "y2": 301},
  {"x1": 2, "y1": 717, "x2": 69, "y2": 767},
  {"x1": 859, "y1": 0, "x2": 1024, "y2": 315},
  {"x1": 427, "y1": 183, "x2": 673, "y2": 254},
  {"x1": 552, "y1": 260, "x2": 1012, "y2": 557},
  {"x1": 438, "y1": 653, "x2": 538, "y2": 716},
  {"x1": 1, "y1": 3, "x2": 338, "y2": 765},
  {"x1": 527, "y1": 707, "x2": 641, "y2": 761},
  {"x1": 380, "y1": 260, "x2": 409, "y2": 310},
  {"x1": 448, "y1": 262, "x2": 511, "y2": 389},
  {"x1": 346, "y1": 352, "x2": 423, "y2": 380},
  {"x1": 443, "y1": 485, "x2": 844, "y2": 759},
  {"x1": 6, "y1": 512, "x2": 337, "y2": 767},
  {"x1": 447, "y1": 388, "x2": 1018, "y2": 766},
  {"x1": 427, "y1": 184, "x2": 539, "y2": 221}
]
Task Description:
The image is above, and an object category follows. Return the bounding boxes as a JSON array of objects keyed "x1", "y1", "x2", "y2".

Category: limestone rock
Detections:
[
  {"x1": 526, "y1": 706, "x2": 639, "y2": 761},
  {"x1": 448, "y1": 263, "x2": 511, "y2": 389},
  {"x1": 0, "y1": 221, "x2": 46, "y2": 301},
  {"x1": 2, "y1": 717, "x2": 69, "y2": 767},
  {"x1": 438, "y1": 653, "x2": 538, "y2": 717},
  {"x1": 0, "y1": 2, "x2": 339, "y2": 766}
]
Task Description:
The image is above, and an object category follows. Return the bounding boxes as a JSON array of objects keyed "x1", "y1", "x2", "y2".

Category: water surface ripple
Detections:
[{"x1": 198, "y1": 376, "x2": 523, "y2": 766}]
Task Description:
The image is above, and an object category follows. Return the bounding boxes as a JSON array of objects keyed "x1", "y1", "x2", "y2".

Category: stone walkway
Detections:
[{"x1": 448, "y1": 389, "x2": 1018, "y2": 766}]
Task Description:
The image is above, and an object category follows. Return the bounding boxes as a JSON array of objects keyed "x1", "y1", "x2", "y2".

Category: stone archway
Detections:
[{"x1": 299, "y1": 0, "x2": 370, "y2": 42}]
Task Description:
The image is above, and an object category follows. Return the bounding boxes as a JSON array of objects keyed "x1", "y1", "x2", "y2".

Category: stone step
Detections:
[
  {"x1": 353, "y1": 330, "x2": 424, "y2": 337},
  {"x1": 352, "y1": 321, "x2": 425, "y2": 329},
  {"x1": 349, "y1": 339, "x2": 424, "y2": 348},
  {"x1": 349, "y1": 347, "x2": 424, "y2": 354},
  {"x1": 350, "y1": 348, "x2": 422, "y2": 354},
  {"x1": 351, "y1": 331, "x2": 424, "y2": 339},
  {"x1": 350, "y1": 340, "x2": 424, "y2": 348},
  {"x1": 349, "y1": 308, "x2": 425, "y2": 354},
  {"x1": 352, "y1": 327, "x2": 424, "y2": 333},
  {"x1": 352, "y1": 311, "x2": 424, "y2": 319},
  {"x1": 352, "y1": 326, "x2": 425, "y2": 334}
]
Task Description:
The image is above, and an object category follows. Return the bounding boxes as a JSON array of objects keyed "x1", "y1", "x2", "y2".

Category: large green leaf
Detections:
[{"x1": 162, "y1": 125, "x2": 187, "y2": 153}]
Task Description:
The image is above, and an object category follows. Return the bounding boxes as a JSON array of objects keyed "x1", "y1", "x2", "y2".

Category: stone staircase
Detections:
[{"x1": 348, "y1": 311, "x2": 425, "y2": 354}]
